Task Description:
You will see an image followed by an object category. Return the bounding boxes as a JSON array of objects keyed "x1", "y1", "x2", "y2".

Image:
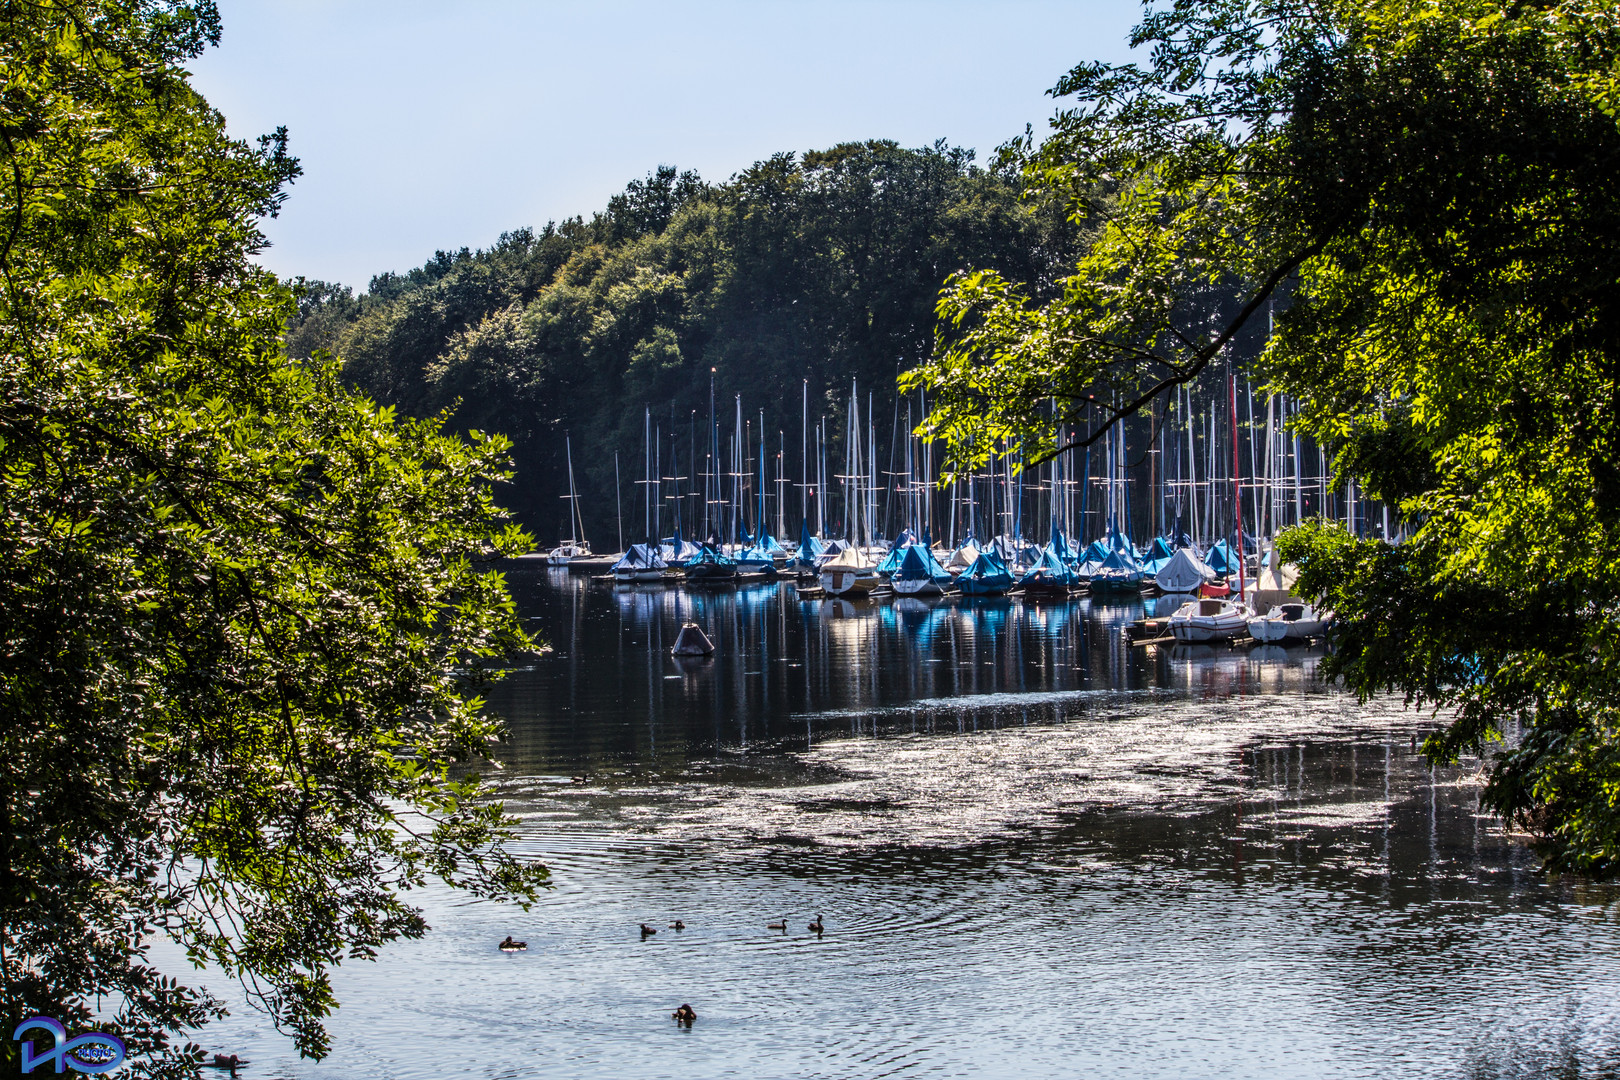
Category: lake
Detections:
[{"x1": 198, "y1": 566, "x2": 1620, "y2": 1079}]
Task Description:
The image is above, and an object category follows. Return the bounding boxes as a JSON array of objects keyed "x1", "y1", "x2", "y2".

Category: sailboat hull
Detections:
[{"x1": 821, "y1": 569, "x2": 878, "y2": 596}]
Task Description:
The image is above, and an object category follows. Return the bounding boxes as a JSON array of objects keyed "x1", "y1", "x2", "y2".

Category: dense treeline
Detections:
[{"x1": 288, "y1": 141, "x2": 1078, "y2": 545}]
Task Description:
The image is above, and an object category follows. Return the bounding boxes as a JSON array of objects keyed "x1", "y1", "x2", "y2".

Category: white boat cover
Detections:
[
  {"x1": 1156, "y1": 547, "x2": 1216, "y2": 592},
  {"x1": 822, "y1": 546, "x2": 874, "y2": 571},
  {"x1": 946, "y1": 540, "x2": 981, "y2": 570}
]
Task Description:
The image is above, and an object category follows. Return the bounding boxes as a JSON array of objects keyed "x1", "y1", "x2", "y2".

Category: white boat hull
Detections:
[
  {"x1": 1247, "y1": 603, "x2": 1326, "y2": 643},
  {"x1": 822, "y1": 569, "x2": 879, "y2": 596},
  {"x1": 1169, "y1": 599, "x2": 1249, "y2": 642},
  {"x1": 892, "y1": 577, "x2": 945, "y2": 597},
  {"x1": 1247, "y1": 617, "x2": 1290, "y2": 643}
]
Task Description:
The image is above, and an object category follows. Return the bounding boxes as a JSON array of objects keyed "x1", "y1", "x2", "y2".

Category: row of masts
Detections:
[{"x1": 580, "y1": 367, "x2": 1395, "y2": 555}]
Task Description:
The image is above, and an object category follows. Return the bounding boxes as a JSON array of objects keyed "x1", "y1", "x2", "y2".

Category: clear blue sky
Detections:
[{"x1": 190, "y1": 1, "x2": 1141, "y2": 290}]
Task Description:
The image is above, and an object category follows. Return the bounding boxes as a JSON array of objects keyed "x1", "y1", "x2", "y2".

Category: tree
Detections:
[
  {"x1": 0, "y1": 2, "x2": 546, "y2": 1073},
  {"x1": 309, "y1": 142, "x2": 1076, "y2": 545},
  {"x1": 903, "y1": 0, "x2": 1620, "y2": 875}
]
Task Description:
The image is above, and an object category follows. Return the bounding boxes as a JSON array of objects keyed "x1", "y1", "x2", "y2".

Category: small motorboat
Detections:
[
  {"x1": 1168, "y1": 597, "x2": 1249, "y2": 643},
  {"x1": 1247, "y1": 602, "x2": 1327, "y2": 643}
]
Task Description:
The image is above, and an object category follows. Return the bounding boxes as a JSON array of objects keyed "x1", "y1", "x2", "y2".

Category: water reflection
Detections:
[{"x1": 202, "y1": 567, "x2": 1620, "y2": 1080}]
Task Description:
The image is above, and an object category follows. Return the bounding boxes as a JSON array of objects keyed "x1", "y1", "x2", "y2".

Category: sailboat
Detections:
[
  {"x1": 890, "y1": 537, "x2": 952, "y2": 597},
  {"x1": 548, "y1": 436, "x2": 591, "y2": 565},
  {"x1": 820, "y1": 545, "x2": 879, "y2": 597},
  {"x1": 612, "y1": 543, "x2": 668, "y2": 584}
]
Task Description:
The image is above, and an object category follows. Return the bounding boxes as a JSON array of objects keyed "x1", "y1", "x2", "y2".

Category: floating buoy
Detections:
[{"x1": 671, "y1": 622, "x2": 715, "y2": 657}]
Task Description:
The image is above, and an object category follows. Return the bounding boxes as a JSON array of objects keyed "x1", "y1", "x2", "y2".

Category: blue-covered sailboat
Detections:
[
  {"x1": 957, "y1": 549, "x2": 1013, "y2": 596},
  {"x1": 1018, "y1": 543, "x2": 1081, "y2": 599},
  {"x1": 683, "y1": 542, "x2": 738, "y2": 585},
  {"x1": 891, "y1": 537, "x2": 953, "y2": 597}
]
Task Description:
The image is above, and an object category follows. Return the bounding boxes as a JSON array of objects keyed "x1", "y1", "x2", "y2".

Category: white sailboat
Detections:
[{"x1": 548, "y1": 435, "x2": 591, "y2": 565}]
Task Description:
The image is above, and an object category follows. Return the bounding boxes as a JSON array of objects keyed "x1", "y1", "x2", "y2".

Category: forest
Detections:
[{"x1": 288, "y1": 141, "x2": 1095, "y2": 546}]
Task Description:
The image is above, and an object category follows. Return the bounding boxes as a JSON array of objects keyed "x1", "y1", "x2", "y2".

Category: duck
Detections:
[
  {"x1": 499, "y1": 935, "x2": 527, "y2": 951},
  {"x1": 669, "y1": 920, "x2": 685, "y2": 930},
  {"x1": 571, "y1": 774, "x2": 589, "y2": 785},
  {"x1": 640, "y1": 923, "x2": 658, "y2": 936},
  {"x1": 808, "y1": 915, "x2": 824, "y2": 934},
  {"x1": 766, "y1": 918, "x2": 787, "y2": 931},
  {"x1": 672, "y1": 1003, "x2": 697, "y2": 1025},
  {"x1": 204, "y1": 1055, "x2": 246, "y2": 1073}
]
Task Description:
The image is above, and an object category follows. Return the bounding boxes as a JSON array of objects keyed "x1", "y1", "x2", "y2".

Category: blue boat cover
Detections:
[
  {"x1": 959, "y1": 550, "x2": 1013, "y2": 593},
  {"x1": 794, "y1": 519, "x2": 824, "y2": 564},
  {"x1": 613, "y1": 543, "x2": 667, "y2": 571},
  {"x1": 1141, "y1": 535, "x2": 1176, "y2": 574},
  {"x1": 686, "y1": 543, "x2": 736, "y2": 568},
  {"x1": 877, "y1": 530, "x2": 920, "y2": 576},
  {"x1": 1018, "y1": 545, "x2": 1078, "y2": 587},
  {"x1": 894, "y1": 543, "x2": 952, "y2": 584}
]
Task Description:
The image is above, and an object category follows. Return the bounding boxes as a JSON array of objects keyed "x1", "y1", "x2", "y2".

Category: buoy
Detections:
[{"x1": 671, "y1": 622, "x2": 715, "y2": 657}]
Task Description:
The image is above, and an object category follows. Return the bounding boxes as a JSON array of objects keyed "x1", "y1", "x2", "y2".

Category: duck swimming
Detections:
[
  {"x1": 669, "y1": 920, "x2": 685, "y2": 930},
  {"x1": 808, "y1": 915, "x2": 824, "y2": 934},
  {"x1": 640, "y1": 923, "x2": 657, "y2": 936},
  {"x1": 766, "y1": 918, "x2": 786, "y2": 931},
  {"x1": 499, "y1": 936, "x2": 527, "y2": 951},
  {"x1": 672, "y1": 1003, "x2": 697, "y2": 1025}
]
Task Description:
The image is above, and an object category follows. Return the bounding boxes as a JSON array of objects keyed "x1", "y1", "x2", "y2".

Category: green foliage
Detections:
[
  {"x1": 0, "y1": 2, "x2": 545, "y2": 1073},
  {"x1": 908, "y1": 0, "x2": 1620, "y2": 875},
  {"x1": 291, "y1": 140, "x2": 1077, "y2": 543}
]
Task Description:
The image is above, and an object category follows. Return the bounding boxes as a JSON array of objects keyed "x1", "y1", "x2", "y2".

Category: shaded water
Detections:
[{"x1": 202, "y1": 568, "x2": 1620, "y2": 1079}]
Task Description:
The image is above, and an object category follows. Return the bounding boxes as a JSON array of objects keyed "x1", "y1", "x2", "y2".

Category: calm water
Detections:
[{"x1": 197, "y1": 567, "x2": 1620, "y2": 1079}]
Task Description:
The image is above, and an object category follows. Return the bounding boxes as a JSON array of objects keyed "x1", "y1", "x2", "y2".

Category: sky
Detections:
[{"x1": 190, "y1": 1, "x2": 1142, "y2": 290}]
